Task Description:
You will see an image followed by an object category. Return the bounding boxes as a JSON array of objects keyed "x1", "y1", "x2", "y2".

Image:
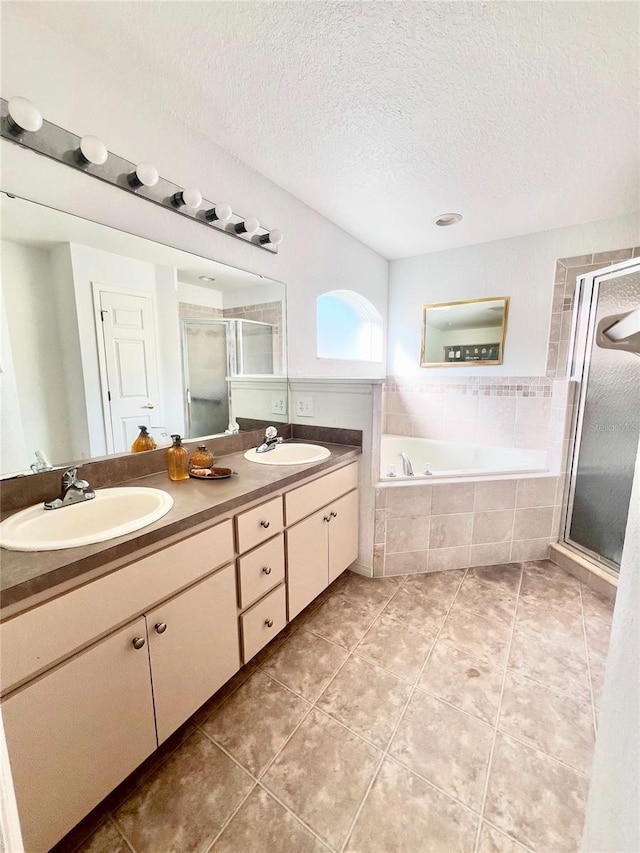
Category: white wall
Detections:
[
  {"x1": 1, "y1": 10, "x2": 388, "y2": 380},
  {"x1": 581, "y1": 442, "x2": 640, "y2": 852},
  {"x1": 1, "y1": 241, "x2": 73, "y2": 469},
  {"x1": 177, "y1": 282, "x2": 224, "y2": 310},
  {"x1": 389, "y1": 215, "x2": 640, "y2": 378}
]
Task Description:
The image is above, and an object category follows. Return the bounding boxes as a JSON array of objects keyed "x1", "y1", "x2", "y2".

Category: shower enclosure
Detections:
[
  {"x1": 564, "y1": 257, "x2": 640, "y2": 575},
  {"x1": 181, "y1": 318, "x2": 276, "y2": 437}
]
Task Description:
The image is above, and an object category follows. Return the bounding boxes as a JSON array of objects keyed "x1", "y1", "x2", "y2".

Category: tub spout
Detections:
[{"x1": 398, "y1": 452, "x2": 414, "y2": 476}]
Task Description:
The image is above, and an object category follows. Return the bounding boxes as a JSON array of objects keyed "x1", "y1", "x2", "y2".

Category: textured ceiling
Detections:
[{"x1": 5, "y1": 2, "x2": 639, "y2": 259}]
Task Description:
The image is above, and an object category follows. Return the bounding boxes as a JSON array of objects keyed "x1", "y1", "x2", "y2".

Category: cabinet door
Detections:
[
  {"x1": 286, "y1": 510, "x2": 329, "y2": 619},
  {"x1": 148, "y1": 564, "x2": 240, "y2": 744},
  {"x1": 2, "y1": 618, "x2": 156, "y2": 853},
  {"x1": 328, "y1": 490, "x2": 359, "y2": 583}
]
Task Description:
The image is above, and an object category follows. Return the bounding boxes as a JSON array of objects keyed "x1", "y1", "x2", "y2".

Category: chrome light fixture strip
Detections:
[{"x1": 0, "y1": 98, "x2": 279, "y2": 254}]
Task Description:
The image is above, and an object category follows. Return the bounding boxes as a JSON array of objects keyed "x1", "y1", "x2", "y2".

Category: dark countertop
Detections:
[{"x1": 0, "y1": 442, "x2": 360, "y2": 617}]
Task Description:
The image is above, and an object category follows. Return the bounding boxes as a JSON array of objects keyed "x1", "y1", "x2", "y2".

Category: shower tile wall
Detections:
[{"x1": 373, "y1": 477, "x2": 565, "y2": 577}]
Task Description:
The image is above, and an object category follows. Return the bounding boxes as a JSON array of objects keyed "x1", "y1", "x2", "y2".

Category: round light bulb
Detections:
[
  {"x1": 128, "y1": 161, "x2": 159, "y2": 188},
  {"x1": 172, "y1": 187, "x2": 202, "y2": 209},
  {"x1": 7, "y1": 96, "x2": 43, "y2": 134},
  {"x1": 234, "y1": 216, "x2": 260, "y2": 236},
  {"x1": 259, "y1": 227, "x2": 284, "y2": 246},
  {"x1": 77, "y1": 135, "x2": 108, "y2": 166},
  {"x1": 204, "y1": 202, "x2": 233, "y2": 223}
]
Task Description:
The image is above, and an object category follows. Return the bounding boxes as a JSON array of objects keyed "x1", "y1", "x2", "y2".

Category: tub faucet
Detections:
[
  {"x1": 44, "y1": 466, "x2": 96, "y2": 510},
  {"x1": 398, "y1": 452, "x2": 414, "y2": 476},
  {"x1": 256, "y1": 426, "x2": 284, "y2": 454}
]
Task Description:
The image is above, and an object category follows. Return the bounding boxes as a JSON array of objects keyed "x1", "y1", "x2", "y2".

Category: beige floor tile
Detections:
[
  {"x1": 588, "y1": 650, "x2": 608, "y2": 709},
  {"x1": 259, "y1": 629, "x2": 349, "y2": 701},
  {"x1": 200, "y1": 670, "x2": 310, "y2": 776},
  {"x1": 330, "y1": 570, "x2": 401, "y2": 614},
  {"x1": 466, "y1": 563, "x2": 521, "y2": 593},
  {"x1": 580, "y1": 584, "x2": 615, "y2": 626},
  {"x1": 477, "y1": 822, "x2": 530, "y2": 852},
  {"x1": 584, "y1": 616, "x2": 612, "y2": 660},
  {"x1": 72, "y1": 818, "x2": 130, "y2": 853},
  {"x1": 519, "y1": 560, "x2": 581, "y2": 611},
  {"x1": 484, "y1": 733, "x2": 589, "y2": 852},
  {"x1": 402, "y1": 567, "x2": 465, "y2": 601},
  {"x1": 317, "y1": 656, "x2": 412, "y2": 747},
  {"x1": 389, "y1": 690, "x2": 493, "y2": 811},
  {"x1": 354, "y1": 614, "x2": 435, "y2": 682},
  {"x1": 419, "y1": 641, "x2": 503, "y2": 724},
  {"x1": 439, "y1": 606, "x2": 512, "y2": 667},
  {"x1": 302, "y1": 595, "x2": 377, "y2": 650},
  {"x1": 262, "y1": 708, "x2": 380, "y2": 850},
  {"x1": 381, "y1": 584, "x2": 450, "y2": 634},
  {"x1": 499, "y1": 672, "x2": 595, "y2": 774},
  {"x1": 455, "y1": 574, "x2": 518, "y2": 626},
  {"x1": 515, "y1": 596, "x2": 585, "y2": 652},
  {"x1": 508, "y1": 625, "x2": 591, "y2": 706},
  {"x1": 192, "y1": 665, "x2": 256, "y2": 725},
  {"x1": 112, "y1": 730, "x2": 253, "y2": 853},
  {"x1": 210, "y1": 786, "x2": 328, "y2": 853},
  {"x1": 345, "y1": 758, "x2": 478, "y2": 853}
]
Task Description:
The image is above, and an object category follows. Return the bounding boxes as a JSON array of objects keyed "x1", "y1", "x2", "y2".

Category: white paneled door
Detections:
[{"x1": 94, "y1": 287, "x2": 162, "y2": 452}]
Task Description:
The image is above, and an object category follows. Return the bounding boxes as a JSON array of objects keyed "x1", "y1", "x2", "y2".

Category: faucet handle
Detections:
[
  {"x1": 62, "y1": 466, "x2": 79, "y2": 485},
  {"x1": 265, "y1": 426, "x2": 278, "y2": 440}
]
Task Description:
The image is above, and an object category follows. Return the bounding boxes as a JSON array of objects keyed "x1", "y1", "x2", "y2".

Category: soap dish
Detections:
[{"x1": 189, "y1": 467, "x2": 235, "y2": 480}]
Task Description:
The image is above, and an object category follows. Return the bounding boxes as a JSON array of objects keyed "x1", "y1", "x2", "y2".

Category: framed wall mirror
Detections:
[
  {"x1": 0, "y1": 192, "x2": 287, "y2": 479},
  {"x1": 420, "y1": 296, "x2": 509, "y2": 367}
]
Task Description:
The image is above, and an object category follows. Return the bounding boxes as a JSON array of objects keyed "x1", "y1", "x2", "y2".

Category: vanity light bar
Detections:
[{"x1": 0, "y1": 97, "x2": 282, "y2": 254}]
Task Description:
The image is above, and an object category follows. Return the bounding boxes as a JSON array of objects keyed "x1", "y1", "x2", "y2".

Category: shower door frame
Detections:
[
  {"x1": 562, "y1": 256, "x2": 640, "y2": 576},
  {"x1": 181, "y1": 318, "x2": 236, "y2": 439}
]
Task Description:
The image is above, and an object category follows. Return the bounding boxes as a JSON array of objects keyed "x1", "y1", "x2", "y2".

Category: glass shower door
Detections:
[
  {"x1": 182, "y1": 320, "x2": 231, "y2": 437},
  {"x1": 566, "y1": 262, "x2": 640, "y2": 572}
]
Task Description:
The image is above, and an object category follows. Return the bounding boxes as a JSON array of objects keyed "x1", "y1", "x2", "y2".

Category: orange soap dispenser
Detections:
[{"x1": 167, "y1": 434, "x2": 189, "y2": 481}]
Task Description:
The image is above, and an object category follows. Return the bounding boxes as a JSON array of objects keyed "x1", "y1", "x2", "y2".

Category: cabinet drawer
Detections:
[
  {"x1": 238, "y1": 535, "x2": 285, "y2": 610},
  {"x1": 235, "y1": 496, "x2": 284, "y2": 554},
  {"x1": 241, "y1": 584, "x2": 287, "y2": 663},
  {"x1": 1, "y1": 519, "x2": 234, "y2": 694},
  {"x1": 285, "y1": 462, "x2": 358, "y2": 525}
]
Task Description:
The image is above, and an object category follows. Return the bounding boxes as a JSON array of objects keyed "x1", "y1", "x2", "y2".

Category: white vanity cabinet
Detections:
[
  {"x1": 1, "y1": 457, "x2": 359, "y2": 852},
  {"x1": 285, "y1": 463, "x2": 359, "y2": 618}
]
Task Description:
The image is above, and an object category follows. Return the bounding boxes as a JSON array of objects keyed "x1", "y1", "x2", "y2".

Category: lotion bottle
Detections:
[
  {"x1": 167, "y1": 434, "x2": 189, "y2": 481},
  {"x1": 131, "y1": 425, "x2": 156, "y2": 453}
]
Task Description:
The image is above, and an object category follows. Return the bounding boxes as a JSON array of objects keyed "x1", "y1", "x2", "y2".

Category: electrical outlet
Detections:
[
  {"x1": 271, "y1": 393, "x2": 287, "y2": 415},
  {"x1": 295, "y1": 395, "x2": 314, "y2": 417}
]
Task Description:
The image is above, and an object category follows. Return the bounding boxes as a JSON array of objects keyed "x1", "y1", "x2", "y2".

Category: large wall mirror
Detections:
[
  {"x1": 0, "y1": 192, "x2": 287, "y2": 479},
  {"x1": 420, "y1": 296, "x2": 509, "y2": 367}
]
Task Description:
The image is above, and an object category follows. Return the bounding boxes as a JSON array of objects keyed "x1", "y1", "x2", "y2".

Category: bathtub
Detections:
[{"x1": 380, "y1": 434, "x2": 547, "y2": 481}]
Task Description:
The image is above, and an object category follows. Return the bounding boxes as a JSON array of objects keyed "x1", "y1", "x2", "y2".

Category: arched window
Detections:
[{"x1": 316, "y1": 290, "x2": 383, "y2": 362}]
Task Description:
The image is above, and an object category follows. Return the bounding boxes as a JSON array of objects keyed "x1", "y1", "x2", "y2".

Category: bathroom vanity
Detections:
[{"x1": 0, "y1": 445, "x2": 359, "y2": 853}]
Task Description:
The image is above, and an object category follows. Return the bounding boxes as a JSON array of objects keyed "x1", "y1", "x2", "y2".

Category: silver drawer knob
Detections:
[
  {"x1": 262, "y1": 566, "x2": 272, "y2": 575},
  {"x1": 260, "y1": 520, "x2": 270, "y2": 529},
  {"x1": 265, "y1": 618, "x2": 274, "y2": 628},
  {"x1": 331, "y1": 511, "x2": 338, "y2": 518},
  {"x1": 324, "y1": 515, "x2": 332, "y2": 523},
  {"x1": 132, "y1": 637, "x2": 146, "y2": 650},
  {"x1": 155, "y1": 622, "x2": 167, "y2": 634}
]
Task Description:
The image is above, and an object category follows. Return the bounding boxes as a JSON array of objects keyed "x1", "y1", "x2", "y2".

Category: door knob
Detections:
[
  {"x1": 265, "y1": 618, "x2": 274, "y2": 628},
  {"x1": 262, "y1": 566, "x2": 272, "y2": 575},
  {"x1": 260, "y1": 520, "x2": 270, "y2": 529},
  {"x1": 132, "y1": 637, "x2": 146, "y2": 649},
  {"x1": 141, "y1": 402, "x2": 155, "y2": 409},
  {"x1": 154, "y1": 622, "x2": 167, "y2": 634}
]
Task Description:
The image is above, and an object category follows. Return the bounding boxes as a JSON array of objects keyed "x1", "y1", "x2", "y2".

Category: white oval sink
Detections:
[
  {"x1": 0, "y1": 487, "x2": 174, "y2": 552},
  {"x1": 244, "y1": 443, "x2": 331, "y2": 466}
]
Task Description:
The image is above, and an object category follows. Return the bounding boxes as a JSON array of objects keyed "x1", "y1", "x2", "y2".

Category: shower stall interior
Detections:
[
  {"x1": 181, "y1": 318, "x2": 276, "y2": 437},
  {"x1": 565, "y1": 257, "x2": 640, "y2": 575}
]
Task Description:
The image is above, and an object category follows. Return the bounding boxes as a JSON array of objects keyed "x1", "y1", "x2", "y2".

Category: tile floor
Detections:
[{"x1": 53, "y1": 559, "x2": 614, "y2": 853}]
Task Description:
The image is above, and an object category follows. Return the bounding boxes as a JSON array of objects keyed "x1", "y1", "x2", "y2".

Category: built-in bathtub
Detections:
[{"x1": 380, "y1": 434, "x2": 547, "y2": 481}]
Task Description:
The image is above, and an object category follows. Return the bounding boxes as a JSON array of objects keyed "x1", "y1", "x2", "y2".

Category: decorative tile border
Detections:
[{"x1": 386, "y1": 376, "x2": 552, "y2": 398}]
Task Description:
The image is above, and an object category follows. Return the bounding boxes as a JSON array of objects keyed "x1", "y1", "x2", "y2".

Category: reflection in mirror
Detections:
[
  {"x1": 420, "y1": 297, "x2": 509, "y2": 367},
  {"x1": 0, "y1": 193, "x2": 287, "y2": 479}
]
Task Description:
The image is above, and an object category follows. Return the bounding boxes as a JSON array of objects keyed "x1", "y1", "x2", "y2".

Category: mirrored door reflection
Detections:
[
  {"x1": 568, "y1": 267, "x2": 640, "y2": 571},
  {"x1": 182, "y1": 321, "x2": 231, "y2": 437}
]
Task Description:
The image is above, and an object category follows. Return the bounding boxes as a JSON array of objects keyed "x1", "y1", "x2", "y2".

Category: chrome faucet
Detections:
[
  {"x1": 398, "y1": 452, "x2": 414, "y2": 476},
  {"x1": 255, "y1": 425, "x2": 284, "y2": 454},
  {"x1": 44, "y1": 466, "x2": 96, "y2": 510}
]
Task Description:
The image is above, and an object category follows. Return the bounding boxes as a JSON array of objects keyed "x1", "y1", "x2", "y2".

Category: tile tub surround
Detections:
[
  {"x1": 52, "y1": 560, "x2": 613, "y2": 853},
  {"x1": 374, "y1": 476, "x2": 568, "y2": 577}
]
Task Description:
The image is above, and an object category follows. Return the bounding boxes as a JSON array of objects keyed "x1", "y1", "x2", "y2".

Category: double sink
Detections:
[{"x1": 0, "y1": 443, "x2": 330, "y2": 552}]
